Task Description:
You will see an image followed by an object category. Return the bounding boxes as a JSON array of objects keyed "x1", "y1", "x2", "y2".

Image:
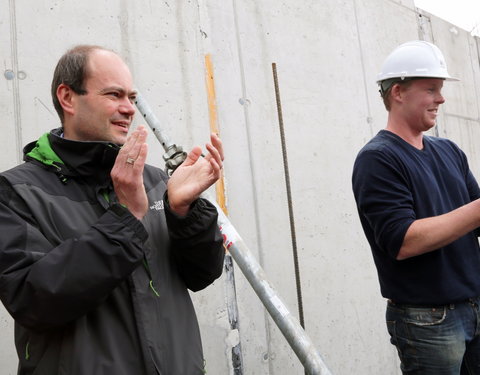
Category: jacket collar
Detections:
[{"x1": 25, "y1": 128, "x2": 121, "y2": 183}]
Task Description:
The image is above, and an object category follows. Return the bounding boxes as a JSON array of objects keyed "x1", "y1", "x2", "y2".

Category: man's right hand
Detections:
[{"x1": 111, "y1": 125, "x2": 149, "y2": 220}]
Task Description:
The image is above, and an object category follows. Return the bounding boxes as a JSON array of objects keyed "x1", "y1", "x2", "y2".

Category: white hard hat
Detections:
[{"x1": 376, "y1": 40, "x2": 458, "y2": 86}]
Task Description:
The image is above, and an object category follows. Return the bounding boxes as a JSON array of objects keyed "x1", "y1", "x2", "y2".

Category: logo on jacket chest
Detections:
[{"x1": 149, "y1": 200, "x2": 164, "y2": 211}]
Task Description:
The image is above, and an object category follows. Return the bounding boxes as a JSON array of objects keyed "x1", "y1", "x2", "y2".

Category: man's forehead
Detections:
[
  {"x1": 87, "y1": 50, "x2": 131, "y2": 76},
  {"x1": 85, "y1": 51, "x2": 134, "y2": 93}
]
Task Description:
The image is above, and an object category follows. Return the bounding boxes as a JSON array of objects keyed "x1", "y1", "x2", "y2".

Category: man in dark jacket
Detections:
[{"x1": 0, "y1": 45, "x2": 225, "y2": 374}]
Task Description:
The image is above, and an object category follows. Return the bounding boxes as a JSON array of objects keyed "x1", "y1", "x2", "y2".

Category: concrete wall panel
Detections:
[
  {"x1": 1, "y1": 0, "x2": 480, "y2": 374},
  {"x1": 425, "y1": 13, "x2": 480, "y2": 178},
  {"x1": 1, "y1": 1, "x2": 22, "y2": 171}
]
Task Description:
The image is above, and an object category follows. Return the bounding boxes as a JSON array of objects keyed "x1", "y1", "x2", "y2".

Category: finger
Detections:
[
  {"x1": 210, "y1": 133, "x2": 224, "y2": 161},
  {"x1": 183, "y1": 146, "x2": 203, "y2": 166},
  {"x1": 117, "y1": 128, "x2": 140, "y2": 163},
  {"x1": 129, "y1": 127, "x2": 148, "y2": 161},
  {"x1": 121, "y1": 126, "x2": 147, "y2": 166},
  {"x1": 132, "y1": 143, "x2": 148, "y2": 173},
  {"x1": 208, "y1": 155, "x2": 221, "y2": 176},
  {"x1": 205, "y1": 142, "x2": 223, "y2": 169}
]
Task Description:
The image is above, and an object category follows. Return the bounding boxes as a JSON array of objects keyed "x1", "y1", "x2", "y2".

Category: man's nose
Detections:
[{"x1": 119, "y1": 98, "x2": 136, "y2": 115}]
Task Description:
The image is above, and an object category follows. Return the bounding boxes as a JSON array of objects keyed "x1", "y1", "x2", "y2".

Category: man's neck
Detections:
[{"x1": 386, "y1": 117, "x2": 424, "y2": 150}]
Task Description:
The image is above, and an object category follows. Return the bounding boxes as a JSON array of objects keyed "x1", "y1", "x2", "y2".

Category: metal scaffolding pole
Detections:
[{"x1": 134, "y1": 92, "x2": 333, "y2": 375}]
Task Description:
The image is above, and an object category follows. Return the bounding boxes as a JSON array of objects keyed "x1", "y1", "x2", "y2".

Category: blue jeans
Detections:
[{"x1": 386, "y1": 298, "x2": 480, "y2": 374}]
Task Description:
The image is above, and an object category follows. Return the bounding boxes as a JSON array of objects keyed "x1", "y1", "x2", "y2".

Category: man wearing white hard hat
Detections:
[{"x1": 352, "y1": 40, "x2": 480, "y2": 374}]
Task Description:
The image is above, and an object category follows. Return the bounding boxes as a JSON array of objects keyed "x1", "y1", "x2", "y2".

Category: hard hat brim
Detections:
[{"x1": 376, "y1": 75, "x2": 459, "y2": 85}]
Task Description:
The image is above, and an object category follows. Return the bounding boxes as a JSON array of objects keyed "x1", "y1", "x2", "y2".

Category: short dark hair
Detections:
[{"x1": 51, "y1": 45, "x2": 109, "y2": 124}]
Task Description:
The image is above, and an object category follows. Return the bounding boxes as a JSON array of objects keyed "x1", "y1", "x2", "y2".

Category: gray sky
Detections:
[{"x1": 414, "y1": 0, "x2": 480, "y2": 36}]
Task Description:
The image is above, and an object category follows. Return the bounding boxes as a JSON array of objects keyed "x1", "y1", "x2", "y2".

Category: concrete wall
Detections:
[{"x1": 1, "y1": 0, "x2": 479, "y2": 374}]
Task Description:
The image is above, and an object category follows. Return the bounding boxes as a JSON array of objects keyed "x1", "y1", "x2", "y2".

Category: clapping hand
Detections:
[{"x1": 167, "y1": 133, "x2": 224, "y2": 216}]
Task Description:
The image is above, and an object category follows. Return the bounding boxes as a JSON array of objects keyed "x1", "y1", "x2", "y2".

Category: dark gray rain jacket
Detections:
[{"x1": 0, "y1": 128, "x2": 224, "y2": 375}]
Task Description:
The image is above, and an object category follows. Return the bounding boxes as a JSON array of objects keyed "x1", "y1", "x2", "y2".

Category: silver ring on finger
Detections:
[{"x1": 126, "y1": 157, "x2": 136, "y2": 165}]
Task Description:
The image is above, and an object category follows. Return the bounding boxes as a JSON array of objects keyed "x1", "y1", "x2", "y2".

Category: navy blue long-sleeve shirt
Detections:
[{"x1": 352, "y1": 130, "x2": 480, "y2": 304}]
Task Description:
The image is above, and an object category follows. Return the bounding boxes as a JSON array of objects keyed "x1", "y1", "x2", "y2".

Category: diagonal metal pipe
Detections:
[{"x1": 134, "y1": 92, "x2": 333, "y2": 375}]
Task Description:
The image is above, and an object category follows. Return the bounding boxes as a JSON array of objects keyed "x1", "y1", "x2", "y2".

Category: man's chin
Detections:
[{"x1": 111, "y1": 134, "x2": 128, "y2": 146}]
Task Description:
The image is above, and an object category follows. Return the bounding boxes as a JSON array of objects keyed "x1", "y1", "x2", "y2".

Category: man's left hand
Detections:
[{"x1": 167, "y1": 133, "x2": 224, "y2": 216}]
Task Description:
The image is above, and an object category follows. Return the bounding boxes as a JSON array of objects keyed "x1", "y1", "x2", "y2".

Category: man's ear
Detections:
[
  {"x1": 390, "y1": 83, "x2": 403, "y2": 104},
  {"x1": 56, "y1": 84, "x2": 75, "y2": 116}
]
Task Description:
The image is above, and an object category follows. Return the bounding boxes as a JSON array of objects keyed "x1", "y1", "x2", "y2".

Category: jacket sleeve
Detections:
[
  {"x1": 164, "y1": 193, "x2": 224, "y2": 291},
  {"x1": 0, "y1": 177, "x2": 148, "y2": 331}
]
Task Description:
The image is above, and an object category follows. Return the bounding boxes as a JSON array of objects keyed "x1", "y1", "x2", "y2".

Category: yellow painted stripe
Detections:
[{"x1": 205, "y1": 54, "x2": 228, "y2": 215}]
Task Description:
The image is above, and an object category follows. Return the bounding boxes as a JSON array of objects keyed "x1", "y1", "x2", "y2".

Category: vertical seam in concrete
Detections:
[
  {"x1": 416, "y1": 9, "x2": 434, "y2": 43},
  {"x1": 470, "y1": 37, "x2": 480, "y2": 122},
  {"x1": 352, "y1": 0, "x2": 373, "y2": 137},
  {"x1": 119, "y1": 0, "x2": 133, "y2": 70},
  {"x1": 231, "y1": 0, "x2": 274, "y2": 372},
  {"x1": 175, "y1": 2, "x2": 194, "y2": 143},
  {"x1": 9, "y1": 0, "x2": 22, "y2": 164},
  {"x1": 231, "y1": 0, "x2": 265, "y2": 267}
]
